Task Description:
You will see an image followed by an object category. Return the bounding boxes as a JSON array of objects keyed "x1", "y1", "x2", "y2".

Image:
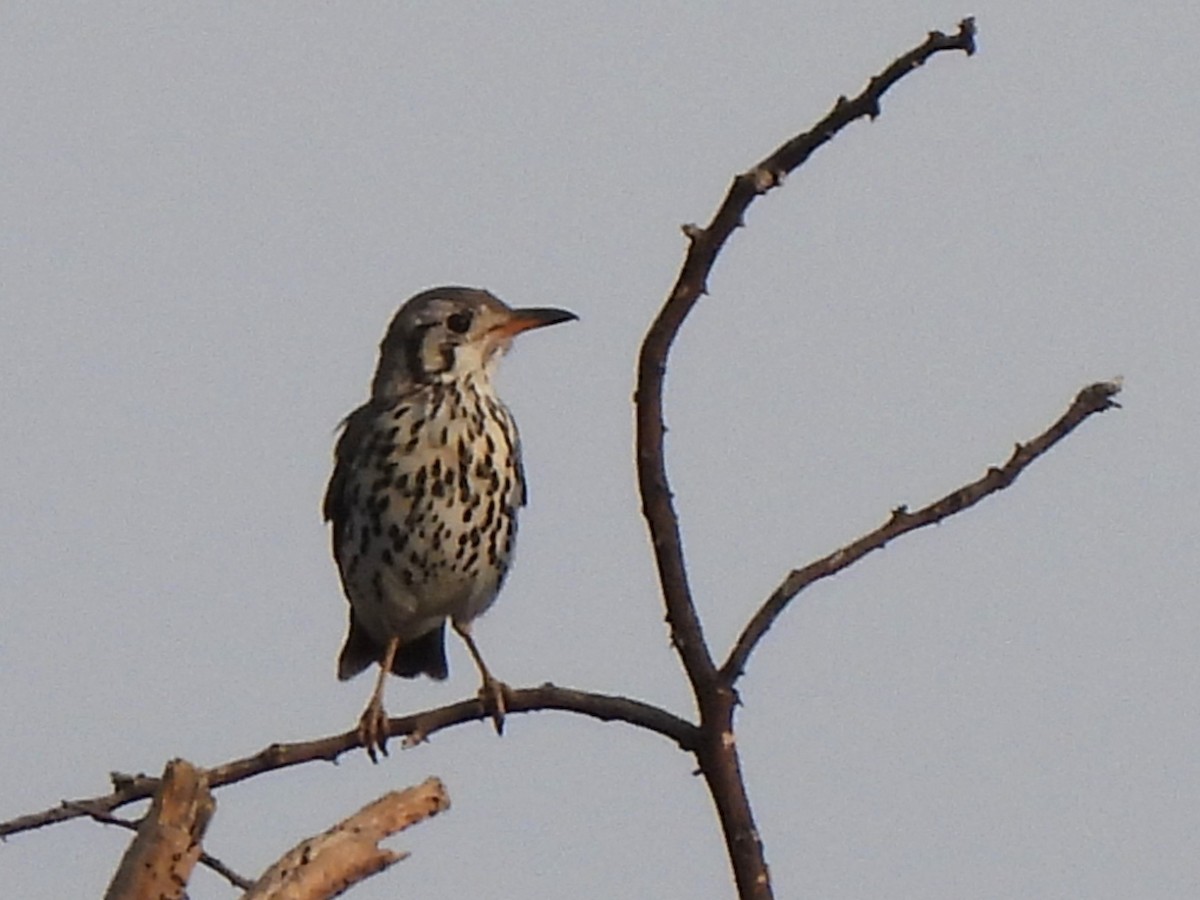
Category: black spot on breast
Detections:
[{"x1": 387, "y1": 523, "x2": 408, "y2": 552}]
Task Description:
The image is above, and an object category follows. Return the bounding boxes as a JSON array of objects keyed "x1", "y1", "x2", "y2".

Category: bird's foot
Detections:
[
  {"x1": 356, "y1": 695, "x2": 390, "y2": 763},
  {"x1": 478, "y1": 677, "x2": 509, "y2": 736}
]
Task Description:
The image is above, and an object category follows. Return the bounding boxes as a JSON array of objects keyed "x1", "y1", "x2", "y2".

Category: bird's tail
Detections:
[
  {"x1": 391, "y1": 623, "x2": 450, "y2": 679},
  {"x1": 337, "y1": 615, "x2": 449, "y2": 681}
]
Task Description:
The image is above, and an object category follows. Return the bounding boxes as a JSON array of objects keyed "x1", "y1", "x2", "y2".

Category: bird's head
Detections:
[{"x1": 371, "y1": 286, "x2": 577, "y2": 397}]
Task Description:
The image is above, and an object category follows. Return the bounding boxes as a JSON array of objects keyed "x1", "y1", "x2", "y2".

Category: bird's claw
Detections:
[
  {"x1": 357, "y1": 696, "x2": 390, "y2": 763},
  {"x1": 479, "y1": 678, "x2": 509, "y2": 735}
]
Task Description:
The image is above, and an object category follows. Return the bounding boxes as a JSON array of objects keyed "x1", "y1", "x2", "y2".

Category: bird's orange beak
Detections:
[{"x1": 493, "y1": 307, "x2": 578, "y2": 339}]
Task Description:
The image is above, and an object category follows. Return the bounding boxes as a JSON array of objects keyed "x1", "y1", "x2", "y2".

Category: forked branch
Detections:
[
  {"x1": 632, "y1": 18, "x2": 976, "y2": 900},
  {"x1": 634, "y1": 17, "x2": 977, "y2": 701}
]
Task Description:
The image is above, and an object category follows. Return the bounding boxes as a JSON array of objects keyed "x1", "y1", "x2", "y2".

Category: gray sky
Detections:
[{"x1": 3, "y1": 3, "x2": 1198, "y2": 898}]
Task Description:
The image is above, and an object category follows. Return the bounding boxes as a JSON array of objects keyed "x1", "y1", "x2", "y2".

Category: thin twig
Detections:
[
  {"x1": 0, "y1": 683, "x2": 698, "y2": 840},
  {"x1": 721, "y1": 379, "x2": 1123, "y2": 683}
]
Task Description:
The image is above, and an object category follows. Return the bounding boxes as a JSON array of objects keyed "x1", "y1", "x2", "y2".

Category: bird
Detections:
[{"x1": 323, "y1": 286, "x2": 577, "y2": 761}]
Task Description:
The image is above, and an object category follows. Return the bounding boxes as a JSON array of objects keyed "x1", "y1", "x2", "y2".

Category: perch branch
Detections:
[
  {"x1": 721, "y1": 379, "x2": 1123, "y2": 683},
  {"x1": 0, "y1": 683, "x2": 698, "y2": 840}
]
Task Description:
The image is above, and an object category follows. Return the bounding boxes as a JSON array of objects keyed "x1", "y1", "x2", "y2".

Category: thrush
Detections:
[{"x1": 324, "y1": 286, "x2": 576, "y2": 760}]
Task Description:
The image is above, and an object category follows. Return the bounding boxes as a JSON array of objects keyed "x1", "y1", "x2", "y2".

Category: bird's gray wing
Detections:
[{"x1": 323, "y1": 399, "x2": 387, "y2": 561}]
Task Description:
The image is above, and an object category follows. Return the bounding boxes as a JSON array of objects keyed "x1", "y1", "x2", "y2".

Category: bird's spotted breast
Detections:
[{"x1": 332, "y1": 380, "x2": 524, "y2": 644}]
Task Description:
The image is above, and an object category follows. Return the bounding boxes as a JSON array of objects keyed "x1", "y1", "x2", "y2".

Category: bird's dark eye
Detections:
[{"x1": 446, "y1": 311, "x2": 472, "y2": 334}]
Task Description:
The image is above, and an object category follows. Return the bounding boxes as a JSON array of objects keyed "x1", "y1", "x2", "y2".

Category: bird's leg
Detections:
[
  {"x1": 357, "y1": 636, "x2": 399, "y2": 763},
  {"x1": 452, "y1": 622, "x2": 507, "y2": 735}
]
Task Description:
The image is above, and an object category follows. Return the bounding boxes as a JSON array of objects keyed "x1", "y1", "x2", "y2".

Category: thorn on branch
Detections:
[
  {"x1": 681, "y1": 223, "x2": 705, "y2": 243},
  {"x1": 862, "y1": 87, "x2": 883, "y2": 119},
  {"x1": 109, "y1": 772, "x2": 141, "y2": 792}
]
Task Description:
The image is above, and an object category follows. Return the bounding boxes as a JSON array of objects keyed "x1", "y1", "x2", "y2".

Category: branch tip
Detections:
[
  {"x1": 1079, "y1": 377, "x2": 1123, "y2": 410},
  {"x1": 960, "y1": 17, "x2": 978, "y2": 55}
]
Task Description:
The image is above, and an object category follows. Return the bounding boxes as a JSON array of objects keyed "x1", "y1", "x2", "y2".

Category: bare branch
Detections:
[
  {"x1": 721, "y1": 379, "x2": 1123, "y2": 683},
  {"x1": 633, "y1": 19, "x2": 976, "y2": 900},
  {"x1": 102, "y1": 759, "x2": 214, "y2": 900},
  {"x1": 634, "y1": 17, "x2": 977, "y2": 695},
  {"x1": 243, "y1": 778, "x2": 449, "y2": 899},
  {"x1": 0, "y1": 683, "x2": 698, "y2": 840}
]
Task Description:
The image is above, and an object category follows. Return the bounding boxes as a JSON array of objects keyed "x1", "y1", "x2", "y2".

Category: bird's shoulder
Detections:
[{"x1": 322, "y1": 390, "x2": 428, "y2": 524}]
